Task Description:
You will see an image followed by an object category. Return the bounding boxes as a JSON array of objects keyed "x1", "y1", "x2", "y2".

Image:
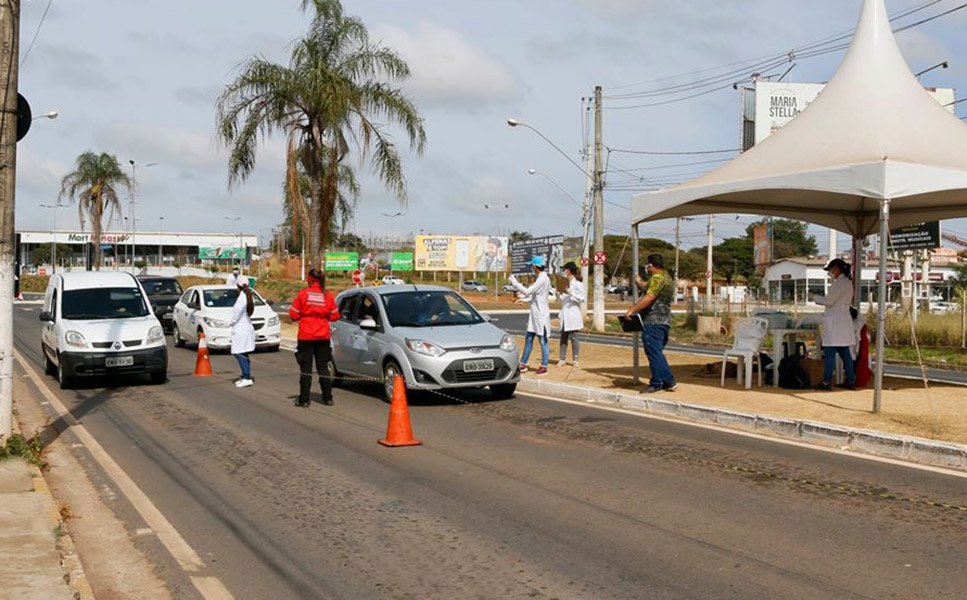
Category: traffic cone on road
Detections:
[
  {"x1": 194, "y1": 332, "x2": 214, "y2": 377},
  {"x1": 378, "y1": 375, "x2": 422, "y2": 447}
]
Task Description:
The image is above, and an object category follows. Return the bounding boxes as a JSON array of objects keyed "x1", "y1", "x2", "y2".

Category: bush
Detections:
[
  {"x1": 0, "y1": 433, "x2": 47, "y2": 469},
  {"x1": 869, "y1": 312, "x2": 964, "y2": 347}
]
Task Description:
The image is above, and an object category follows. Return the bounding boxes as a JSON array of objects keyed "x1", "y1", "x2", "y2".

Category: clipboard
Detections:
[
  {"x1": 553, "y1": 275, "x2": 569, "y2": 294},
  {"x1": 619, "y1": 313, "x2": 644, "y2": 332}
]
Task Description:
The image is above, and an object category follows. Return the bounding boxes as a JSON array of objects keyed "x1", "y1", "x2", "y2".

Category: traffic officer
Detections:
[{"x1": 289, "y1": 269, "x2": 341, "y2": 407}]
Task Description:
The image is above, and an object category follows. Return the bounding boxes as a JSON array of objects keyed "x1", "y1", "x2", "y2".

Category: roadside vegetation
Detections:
[{"x1": 0, "y1": 433, "x2": 47, "y2": 470}]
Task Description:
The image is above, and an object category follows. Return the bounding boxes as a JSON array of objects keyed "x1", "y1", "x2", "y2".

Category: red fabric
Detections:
[
  {"x1": 289, "y1": 283, "x2": 340, "y2": 340},
  {"x1": 855, "y1": 325, "x2": 872, "y2": 387}
]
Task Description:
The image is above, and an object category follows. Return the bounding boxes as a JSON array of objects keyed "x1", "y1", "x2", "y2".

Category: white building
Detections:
[{"x1": 17, "y1": 230, "x2": 259, "y2": 271}]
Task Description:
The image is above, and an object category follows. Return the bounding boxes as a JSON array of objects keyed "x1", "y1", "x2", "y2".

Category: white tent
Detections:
[{"x1": 630, "y1": 0, "x2": 967, "y2": 410}]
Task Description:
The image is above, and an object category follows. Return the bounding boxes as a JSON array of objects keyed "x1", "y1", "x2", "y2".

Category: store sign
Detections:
[
  {"x1": 510, "y1": 235, "x2": 565, "y2": 275},
  {"x1": 391, "y1": 252, "x2": 414, "y2": 271},
  {"x1": 889, "y1": 222, "x2": 941, "y2": 251},
  {"x1": 324, "y1": 252, "x2": 359, "y2": 271},
  {"x1": 198, "y1": 247, "x2": 245, "y2": 259},
  {"x1": 67, "y1": 232, "x2": 131, "y2": 244},
  {"x1": 414, "y1": 235, "x2": 508, "y2": 272}
]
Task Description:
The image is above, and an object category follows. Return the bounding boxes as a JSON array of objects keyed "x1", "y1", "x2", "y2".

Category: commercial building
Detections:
[{"x1": 17, "y1": 230, "x2": 258, "y2": 271}]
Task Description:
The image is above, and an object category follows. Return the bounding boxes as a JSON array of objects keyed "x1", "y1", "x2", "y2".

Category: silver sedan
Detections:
[{"x1": 331, "y1": 285, "x2": 520, "y2": 401}]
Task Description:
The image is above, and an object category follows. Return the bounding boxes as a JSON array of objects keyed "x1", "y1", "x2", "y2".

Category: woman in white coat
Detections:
[
  {"x1": 509, "y1": 256, "x2": 551, "y2": 375},
  {"x1": 230, "y1": 279, "x2": 257, "y2": 388},
  {"x1": 810, "y1": 258, "x2": 856, "y2": 390},
  {"x1": 556, "y1": 261, "x2": 585, "y2": 367}
]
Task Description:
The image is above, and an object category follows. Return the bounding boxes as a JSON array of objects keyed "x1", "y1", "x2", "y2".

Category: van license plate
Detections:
[
  {"x1": 105, "y1": 356, "x2": 134, "y2": 368},
  {"x1": 463, "y1": 359, "x2": 494, "y2": 373}
]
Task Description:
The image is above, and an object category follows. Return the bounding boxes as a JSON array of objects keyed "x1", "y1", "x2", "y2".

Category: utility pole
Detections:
[
  {"x1": 705, "y1": 215, "x2": 714, "y2": 313},
  {"x1": 674, "y1": 217, "x2": 681, "y2": 304},
  {"x1": 0, "y1": 2, "x2": 20, "y2": 440},
  {"x1": 581, "y1": 129, "x2": 593, "y2": 316},
  {"x1": 592, "y1": 85, "x2": 605, "y2": 332}
]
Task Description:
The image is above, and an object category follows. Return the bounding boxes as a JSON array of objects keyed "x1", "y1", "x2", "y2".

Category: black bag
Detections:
[{"x1": 778, "y1": 355, "x2": 810, "y2": 390}]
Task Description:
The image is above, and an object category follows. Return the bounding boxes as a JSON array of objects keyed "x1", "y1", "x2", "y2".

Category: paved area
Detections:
[
  {"x1": 12, "y1": 303, "x2": 967, "y2": 599},
  {"x1": 0, "y1": 460, "x2": 73, "y2": 600}
]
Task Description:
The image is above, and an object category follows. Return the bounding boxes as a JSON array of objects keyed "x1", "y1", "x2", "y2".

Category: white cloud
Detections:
[{"x1": 371, "y1": 22, "x2": 521, "y2": 109}]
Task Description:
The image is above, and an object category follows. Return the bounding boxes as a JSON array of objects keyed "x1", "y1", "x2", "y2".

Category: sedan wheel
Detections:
[
  {"x1": 383, "y1": 361, "x2": 403, "y2": 402},
  {"x1": 172, "y1": 323, "x2": 185, "y2": 348}
]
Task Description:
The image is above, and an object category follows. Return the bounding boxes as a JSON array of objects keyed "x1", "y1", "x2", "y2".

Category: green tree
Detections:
[
  {"x1": 32, "y1": 244, "x2": 72, "y2": 267},
  {"x1": 509, "y1": 231, "x2": 533, "y2": 244},
  {"x1": 746, "y1": 219, "x2": 818, "y2": 260},
  {"x1": 951, "y1": 263, "x2": 967, "y2": 348},
  {"x1": 283, "y1": 158, "x2": 359, "y2": 254},
  {"x1": 59, "y1": 152, "x2": 133, "y2": 270},
  {"x1": 332, "y1": 232, "x2": 366, "y2": 252},
  {"x1": 217, "y1": 0, "x2": 426, "y2": 268}
]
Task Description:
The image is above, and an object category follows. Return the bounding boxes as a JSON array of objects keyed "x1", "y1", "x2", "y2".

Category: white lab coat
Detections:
[
  {"x1": 556, "y1": 278, "x2": 585, "y2": 333},
  {"x1": 230, "y1": 293, "x2": 256, "y2": 355},
  {"x1": 226, "y1": 273, "x2": 240, "y2": 287},
  {"x1": 814, "y1": 274, "x2": 855, "y2": 348},
  {"x1": 511, "y1": 272, "x2": 551, "y2": 336}
]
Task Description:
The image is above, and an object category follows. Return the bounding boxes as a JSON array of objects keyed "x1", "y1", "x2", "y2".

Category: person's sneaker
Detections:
[
  {"x1": 813, "y1": 382, "x2": 832, "y2": 391},
  {"x1": 535, "y1": 367, "x2": 548, "y2": 376},
  {"x1": 572, "y1": 360, "x2": 580, "y2": 369},
  {"x1": 835, "y1": 383, "x2": 857, "y2": 391},
  {"x1": 557, "y1": 360, "x2": 566, "y2": 367},
  {"x1": 294, "y1": 398, "x2": 309, "y2": 407},
  {"x1": 662, "y1": 383, "x2": 678, "y2": 392},
  {"x1": 321, "y1": 397, "x2": 334, "y2": 406},
  {"x1": 641, "y1": 385, "x2": 663, "y2": 394},
  {"x1": 235, "y1": 378, "x2": 253, "y2": 388},
  {"x1": 519, "y1": 363, "x2": 529, "y2": 372}
]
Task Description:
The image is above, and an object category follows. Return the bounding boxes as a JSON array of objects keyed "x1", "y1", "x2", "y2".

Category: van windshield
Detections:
[{"x1": 62, "y1": 287, "x2": 150, "y2": 320}]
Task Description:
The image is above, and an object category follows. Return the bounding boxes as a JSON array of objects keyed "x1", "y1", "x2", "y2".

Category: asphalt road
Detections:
[
  {"x1": 12, "y1": 304, "x2": 967, "y2": 600},
  {"x1": 492, "y1": 312, "x2": 967, "y2": 386}
]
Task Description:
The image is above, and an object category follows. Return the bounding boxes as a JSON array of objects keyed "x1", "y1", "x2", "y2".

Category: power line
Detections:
[
  {"x1": 609, "y1": 146, "x2": 740, "y2": 156},
  {"x1": 20, "y1": 0, "x2": 51, "y2": 67}
]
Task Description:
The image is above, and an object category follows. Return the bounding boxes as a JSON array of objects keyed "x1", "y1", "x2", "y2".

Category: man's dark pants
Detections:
[
  {"x1": 641, "y1": 324, "x2": 676, "y2": 388},
  {"x1": 296, "y1": 339, "x2": 333, "y2": 403}
]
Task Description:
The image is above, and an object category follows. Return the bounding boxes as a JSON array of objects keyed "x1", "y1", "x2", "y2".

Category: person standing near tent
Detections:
[
  {"x1": 226, "y1": 266, "x2": 241, "y2": 287},
  {"x1": 625, "y1": 254, "x2": 676, "y2": 394},
  {"x1": 555, "y1": 261, "x2": 585, "y2": 367},
  {"x1": 510, "y1": 256, "x2": 551, "y2": 375},
  {"x1": 230, "y1": 279, "x2": 256, "y2": 388},
  {"x1": 810, "y1": 258, "x2": 856, "y2": 390},
  {"x1": 289, "y1": 269, "x2": 341, "y2": 407}
]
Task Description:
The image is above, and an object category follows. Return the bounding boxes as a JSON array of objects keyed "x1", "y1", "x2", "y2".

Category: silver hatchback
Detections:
[{"x1": 331, "y1": 285, "x2": 520, "y2": 401}]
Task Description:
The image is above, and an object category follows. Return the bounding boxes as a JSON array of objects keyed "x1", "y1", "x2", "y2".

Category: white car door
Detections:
[{"x1": 41, "y1": 280, "x2": 58, "y2": 359}]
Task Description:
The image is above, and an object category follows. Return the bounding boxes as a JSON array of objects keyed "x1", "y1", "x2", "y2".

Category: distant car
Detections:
[
  {"x1": 171, "y1": 285, "x2": 281, "y2": 352},
  {"x1": 461, "y1": 280, "x2": 488, "y2": 293},
  {"x1": 502, "y1": 283, "x2": 517, "y2": 294},
  {"x1": 930, "y1": 301, "x2": 958, "y2": 314},
  {"x1": 330, "y1": 285, "x2": 519, "y2": 401},
  {"x1": 138, "y1": 276, "x2": 184, "y2": 332},
  {"x1": 381, "y1": 275, "x2": 406, "y2": 286}
]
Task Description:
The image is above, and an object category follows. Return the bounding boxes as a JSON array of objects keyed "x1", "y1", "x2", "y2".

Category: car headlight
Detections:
[
  {"x1": 65, "y1": 330, "x2": 88, "y2": 349},
  {"x1": 500, "y1": 335, "x2": 517, "y2": 352},
  {"x1": 203, "y1": 317, "x2": 231, "y2": 329},
  {"x1": 406, "y1": 339, "x2": 446, "y2": 357},
  {"x1": 267, "y1": 315, "x2": 280, "y2": 326},
  {"x1": 146, "y1": 326, "x2": 164, "y2": 345}
]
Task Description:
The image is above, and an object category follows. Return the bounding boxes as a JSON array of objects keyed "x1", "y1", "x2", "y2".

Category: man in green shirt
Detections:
[{"x1": 624, "y1": 253, "x2": 676, "y2": 393}]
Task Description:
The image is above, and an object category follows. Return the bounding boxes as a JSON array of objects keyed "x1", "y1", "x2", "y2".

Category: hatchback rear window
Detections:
[{"x1": 62, "y1": 287, "x2": 150, "y2": 320}]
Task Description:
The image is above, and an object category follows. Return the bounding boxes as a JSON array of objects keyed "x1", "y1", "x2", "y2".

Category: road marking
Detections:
[
  {"x1": 521, "y1": 390, "x2": 967, "y2": 480},
  {"x1": 14, "y1": 349, "x2": 237, "y2": 600}
]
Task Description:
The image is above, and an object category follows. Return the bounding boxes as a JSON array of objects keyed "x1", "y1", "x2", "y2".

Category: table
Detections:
[{"x1": 770, "y1": 328, "x2": 822, "y2": 388}]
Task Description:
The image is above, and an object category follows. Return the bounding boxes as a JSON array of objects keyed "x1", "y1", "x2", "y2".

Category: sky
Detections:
[{"x1": 13, "y1": 0, "x2": 967, "y2": 251}]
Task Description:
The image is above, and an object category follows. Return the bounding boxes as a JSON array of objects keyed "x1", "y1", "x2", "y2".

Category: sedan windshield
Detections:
[
  {"x1": 382, "y1": 291, "x2": 483, "y2": 328},
  {"x1": 62, "y1": 287, "x2": 150, "y2": 320},
  {"x1": 141, "y1": 279, "x2": 183, "y2": 296},
  {"x1": 203, "y1": 289, "x2": 266, "y2": 308}
]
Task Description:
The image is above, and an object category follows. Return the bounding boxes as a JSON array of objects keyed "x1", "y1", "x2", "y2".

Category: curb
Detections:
[{"x1": 517, "y1": 378, "x2": 967, "y2": 472}]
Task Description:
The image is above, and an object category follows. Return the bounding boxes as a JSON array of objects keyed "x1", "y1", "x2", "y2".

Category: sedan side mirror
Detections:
[
  {"x1": 39, "y1": 311, "x2": 53, "y2": 323},
  {"x1": 359, "y1": 317, "x2": 378, "y2": 331}
]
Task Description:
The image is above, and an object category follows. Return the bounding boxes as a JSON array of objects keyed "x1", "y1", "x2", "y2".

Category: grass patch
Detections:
[{"x1": 0, "y1": 433, "x2": 47, "y2": 469}]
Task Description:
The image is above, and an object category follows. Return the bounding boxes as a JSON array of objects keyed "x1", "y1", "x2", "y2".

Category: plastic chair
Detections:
[{"x1": 720, "y1": 317, "x2": 769, "y2": 389}]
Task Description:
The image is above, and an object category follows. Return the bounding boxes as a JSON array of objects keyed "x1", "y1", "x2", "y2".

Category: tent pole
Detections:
[
  {"x1": 874, "y1": 199, "x2": 890, "y2": 414},
  {"x1": 853, "y1": 234, "x2": 864, "y2": 311},
  {"x1": 632, "y1": 223, "x2": 640, "y2": 385}
]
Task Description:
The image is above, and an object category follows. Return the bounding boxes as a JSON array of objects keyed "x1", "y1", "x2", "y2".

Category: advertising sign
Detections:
[
  {"x1": 198, "y1": 247, "x2": 245, "y2": 259},
  {"x1": 753, "y1": 222, "x2": 772, "y2": 268},
  {"x1": 890, "y1": 222, "x2": 941, "y2": 250},
  {"x1": 510, "y1": 235, "x2": 565, "y2": 276},
  {"x1": 750, "y1": 82, "x2": 955, "y2": 147},
  {"x1": 324, "y1": 251, "x2": 359, "y2": 271},
  {"x1": 391, "y1": 252, "x2": 414, "y2": 271},
  {"x1": 414, "y1": 236, "x2": 508, "y2": 272}
]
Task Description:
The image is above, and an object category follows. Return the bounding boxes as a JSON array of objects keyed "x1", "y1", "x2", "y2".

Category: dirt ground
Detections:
[{"x1": 518, "y1": 335, "x2": 967, "y2": 446}]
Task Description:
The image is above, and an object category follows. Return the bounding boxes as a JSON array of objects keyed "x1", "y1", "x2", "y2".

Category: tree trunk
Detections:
[
  {"x1": 92, "y1": 204, "x2": 102, "y2": 271},
  {"x1": 315, "y1": 146, "x2": 340, "y2": 271}
]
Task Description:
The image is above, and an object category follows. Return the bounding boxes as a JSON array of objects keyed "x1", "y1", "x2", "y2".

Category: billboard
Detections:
[
  {"x1": 753, "y1": 223, "x2": 772, "y2": 268},
  {"x1": 391, "y1": 252, "x2": 414, "y2": 271},
  {"x1": 890, "y1": 222, "x2": 941, "y2": 251},
  {"x1": 510, "y1": 235, "x2": 565, "y2": 276},
  {"x1": 414, "y1": 236, "x2": 508, "y2": 272},
  {"x1": 324, "y1": 251, "x2": 359, "y2": 271},
  {"x1": 747, "y1": 82, "x2": 956, "y2": 148},
  {"x1": 198, "y1": 247, "x2": 245, "y2": 259}
]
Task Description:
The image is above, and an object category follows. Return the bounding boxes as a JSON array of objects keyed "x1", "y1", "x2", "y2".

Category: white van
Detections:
[{"x1": 40, "y1": 272, "x2": 168, "y2": 389}]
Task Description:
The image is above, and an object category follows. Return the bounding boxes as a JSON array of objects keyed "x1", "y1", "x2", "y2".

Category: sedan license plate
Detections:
[
  {"x1": 162, "y1": 313, "x2": 173, "y2": 320},
  {"x1": 105, "y1": 356, "x2": 134, "y2": 368},
  {"x1": 463, "y1": 359, "x2": 494, "y2": 373}
]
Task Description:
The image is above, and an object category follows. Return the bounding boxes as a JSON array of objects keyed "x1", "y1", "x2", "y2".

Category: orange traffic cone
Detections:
[
  {"x1": 194, "y1": 332, "x2": 214, "y2": 377},
  {"x1": 378, "y1": 375, "x2": 422, "y2": 447}
]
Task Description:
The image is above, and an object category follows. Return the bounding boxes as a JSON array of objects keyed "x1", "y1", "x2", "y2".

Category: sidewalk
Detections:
[
  {"x1": 0, "y1": 457, "x2": 75, "y2": 600},
  {"x1": 517, "y1": 335, "x2": 967, "y2": 453}
]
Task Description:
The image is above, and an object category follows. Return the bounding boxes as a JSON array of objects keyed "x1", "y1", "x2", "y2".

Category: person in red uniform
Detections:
[{"x1": 289, "y1": 269, "x2": 340, "y2": 407}]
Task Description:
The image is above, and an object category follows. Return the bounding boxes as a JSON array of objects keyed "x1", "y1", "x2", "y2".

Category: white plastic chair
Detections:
[{"x1": 720, "y1": 317, "x2": 769, "y2": 389}]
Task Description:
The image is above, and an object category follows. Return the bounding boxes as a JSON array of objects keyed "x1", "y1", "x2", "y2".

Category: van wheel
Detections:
[
  {"x1": 57, "y1": 356, "x2": 74, "y2": 390},
  {"x1": 172, "y1": 323, "x2": 185, "y2": 348},
  {"x1": 490, "y1": 383, "x2": 517, "y2": 400},
  {"x1": 150, "y1": 370, "x2": 167, "y2": 385},
  {"x1": 383, "y1": 360, "x2": 403, "y2": 403},
  {"x1": 43, "y1": 345, "x2": 56, "y2": 377}
]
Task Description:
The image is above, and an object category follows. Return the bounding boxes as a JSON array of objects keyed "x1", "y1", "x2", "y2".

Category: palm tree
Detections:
[
  {"x1": 59, "y1": 152, "x2": 133, "y2": 270},
  {"x1": 284, "y1": 148, "x2": 359, "y2": 257},
  {"x1": 216, "y1": 0, "x2": 426, "y2": 268}
]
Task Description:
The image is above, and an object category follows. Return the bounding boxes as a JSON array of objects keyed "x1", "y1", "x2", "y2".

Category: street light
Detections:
[
  {"x1": 915, "y1": 61, "x2": 948, "y2": 78},
  {"x1": 224, "y1": 216, "x2": 243, "y2": 275},
  {"x1": 128, "y1": 160, "x2": 158, "y2": 269},
  {"x1": 483, "y1": 203, "x2": 511, "y2": 301},
  {"x1": 39, "y1": 203, "x2": 63, "y2": 273},
  {"x1": 31, "y1": 111, "x2": 57, "y2": 122},
  {"x1": 507, "y1": 119, "x2": 587, "y2": 176},
  {"x1": 158, "y1": 216, "x2": 164, "y2": 269},
  {"x1": 381, "y1": 211, "x2": 403, "y2": 256}
]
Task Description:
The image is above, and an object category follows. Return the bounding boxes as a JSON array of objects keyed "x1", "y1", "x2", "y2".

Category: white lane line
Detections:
[
  {"x1": 521, "y1": 391, "x2": 967, "y2": 480},
  {"x1": 14, "y1": 349, "x2": 237, "y2": 600}
]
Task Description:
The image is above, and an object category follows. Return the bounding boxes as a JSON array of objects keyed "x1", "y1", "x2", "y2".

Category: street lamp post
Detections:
[
  {"x1": 484, "y1": 203, "x2": 510, "y2": 301},
  {"x1": 128, "y1": 160, "x2": 157, "y2": 270},
  {"x1": 381, "y1": 212, "x2": 403, "y2": 269},
  {"x1": 31, "y1": 111, "x2": 57, "y2": 122},
  {"x1": 225, "y1": 217, "x2": 243, "y2": 275},
  {"x1": 159, "y1": 216, "x2": 164, "y2": 268}
]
